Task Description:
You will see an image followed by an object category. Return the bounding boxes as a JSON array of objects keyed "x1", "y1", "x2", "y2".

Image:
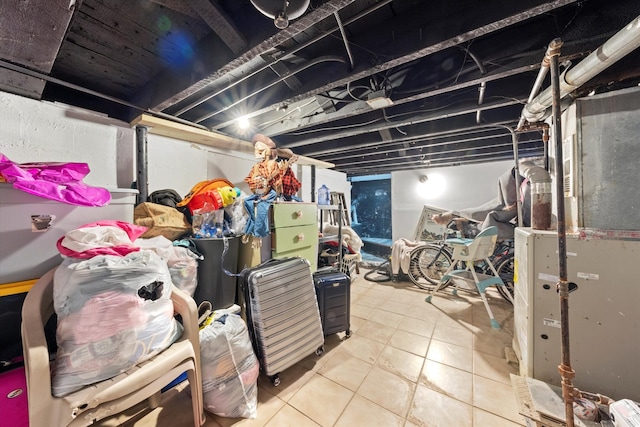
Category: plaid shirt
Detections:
[
  {"x1": 245, "y1": 159, "x2": 283, "y2": 194},
  {"x1": 281, "y1": 167, "x2": 301, "y2": 196}
]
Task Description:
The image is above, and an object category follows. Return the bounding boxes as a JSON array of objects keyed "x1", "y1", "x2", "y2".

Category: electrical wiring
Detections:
[{"x1": 286, "y1": 117, "x2": 384, "y2": 135}]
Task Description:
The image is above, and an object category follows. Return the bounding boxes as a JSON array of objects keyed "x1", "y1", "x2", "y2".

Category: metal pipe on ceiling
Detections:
[
  {"x1": 194, "y1": 55, "x2": 349, "y2": 123},
  {"x1": 173, "y1": 0, "x2": 393, "y2": 117},
  {"x1": 339, "y1": 145, "x2": 543, "y2": 174},
  {"x1": 334, "y1": 11, "x2": 355, "y2": 71},
  {"x1": 333, "y1": 138, "x2": 542, "y2": 167},
  {"x1": 522, "y1": 15, "x2": 640, "y2": 123},
  {"x1": 313, "y1": 130, "x2": 541, "y2": 161},
  {"x1": 516, "y1": 40, "x2": 555, "y2": 130},
  {"x1": 323, "y1": 136, "x2": 541, "y2": 165},
  {"x1": 284, "y1": 98, "x2": 525, "y2": 148},
  {"x1": 302, "y1": 120, "x2": 522, "y2": 156}
]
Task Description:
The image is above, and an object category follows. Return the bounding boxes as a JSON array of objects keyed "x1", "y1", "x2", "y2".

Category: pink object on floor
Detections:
[{"x1": 0, "y1": 365, "x2": 29, "y2": 427}]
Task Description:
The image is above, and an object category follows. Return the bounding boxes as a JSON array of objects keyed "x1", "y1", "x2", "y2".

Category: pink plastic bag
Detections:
[{"x1": 0, "y1": 154, "x2": 111, "y2": 206}]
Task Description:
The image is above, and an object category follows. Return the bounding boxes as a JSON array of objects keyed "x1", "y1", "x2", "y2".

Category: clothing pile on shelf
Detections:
[{"x1": 318, "y1": 223, "x2": 364, "y2": 276}]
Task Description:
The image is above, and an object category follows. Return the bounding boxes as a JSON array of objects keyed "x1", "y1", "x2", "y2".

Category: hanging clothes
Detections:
[{"x1": 243, "y1": 190, "x2": 277, "y2": 239}]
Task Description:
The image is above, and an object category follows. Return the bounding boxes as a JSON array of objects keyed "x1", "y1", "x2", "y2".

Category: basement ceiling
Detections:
[{"x1": 1, "y1": 0, "x2": 639, "y2": 176}]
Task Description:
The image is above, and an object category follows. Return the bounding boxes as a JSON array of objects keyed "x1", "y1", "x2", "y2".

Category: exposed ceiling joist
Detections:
[
  {"x1": 0, "y1": 0, "x2": 78, "y2": 99},
  {"x1": 190, "y1": 0, "x2": 248, "y2": 55},
  {"x1": 2, "y1": 0, "x2": 639, "y2": 176}
]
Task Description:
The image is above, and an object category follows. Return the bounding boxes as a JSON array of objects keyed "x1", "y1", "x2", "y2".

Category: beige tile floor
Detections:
[{"x1": 99, "y1": 269, "x2": 525, "y2": 427}]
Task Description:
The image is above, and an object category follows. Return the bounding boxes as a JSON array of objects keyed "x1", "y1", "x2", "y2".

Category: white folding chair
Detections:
[{"x1": 425, "y1": 226, "x2": 513, "y2": 329}]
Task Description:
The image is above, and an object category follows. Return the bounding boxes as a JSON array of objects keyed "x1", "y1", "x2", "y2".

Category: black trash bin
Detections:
[{"x1": 190, "y1": 236, "x2": 240, "y2": 310}]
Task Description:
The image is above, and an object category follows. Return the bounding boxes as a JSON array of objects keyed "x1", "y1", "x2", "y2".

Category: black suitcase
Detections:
[
  {"x1": 240, "y1": 257, "x2": 325, "y2": 386},
  {"x1": 313, "y1": 269, "x2": 351, "y2": 338}
]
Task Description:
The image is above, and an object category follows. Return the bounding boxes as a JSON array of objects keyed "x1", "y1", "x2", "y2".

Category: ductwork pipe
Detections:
[{"x1": 522, "y1": 15, "x2": 640, "y2": 123}]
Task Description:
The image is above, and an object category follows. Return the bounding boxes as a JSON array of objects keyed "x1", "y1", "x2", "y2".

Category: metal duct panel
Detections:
[{"x1": 571, "y1": 86, "x2": 640, "y2": 231}]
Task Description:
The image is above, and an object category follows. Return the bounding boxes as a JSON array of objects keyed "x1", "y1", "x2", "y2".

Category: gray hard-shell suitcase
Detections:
[{"x1": 240, "y1": 257, "x2": 325, "y2": 386}]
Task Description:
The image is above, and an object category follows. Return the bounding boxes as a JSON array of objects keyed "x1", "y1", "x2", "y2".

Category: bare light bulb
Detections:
[{"x1": 274, "y1": 10, "x2": 288, "y2": 28}]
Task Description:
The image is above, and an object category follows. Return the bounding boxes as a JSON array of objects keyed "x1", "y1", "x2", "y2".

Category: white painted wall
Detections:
[
  {"x1": 0, "y1": 93, "x2": 132, "y2": 189},
  {"x1": 0, "y1": 92, "x2": 340, "y2": 205},
  {"x1": 298, "y1": 166, "x2": 351, "y2": 207},
  {"x1": 391, "y1": 160, "x2": 515, "y2": 241},
  {"x1": 1, "y1": 91, "x2": 507, "y2": 241}
]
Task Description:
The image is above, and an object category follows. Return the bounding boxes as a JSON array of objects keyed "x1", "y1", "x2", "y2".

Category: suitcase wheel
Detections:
[
  {"x1": 345, "y1": 329, "x2": 352, "y2": 338},
  {"x1": 315, "y1": 345, "x2": 325, "y2": 356},
  {"x1": 269, "y1": 374, "x2": 281, "y2": 387}
]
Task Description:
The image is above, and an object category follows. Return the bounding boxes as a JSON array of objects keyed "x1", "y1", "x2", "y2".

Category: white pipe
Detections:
[
  {"x1": 516, "y1": 39, "x2": 556, "y2": 129},
  {"x1": 522, "y1": 15, "x2": 640, "y2": 123},
  {"x1": 476, "y1": 81, "x2": 486, "y2": 123}
]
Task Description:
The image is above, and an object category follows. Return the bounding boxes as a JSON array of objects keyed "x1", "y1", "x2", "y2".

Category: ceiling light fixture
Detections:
[
  {"x1": 250, "y1": 0, "x2": 310, "y2": 29},
  {"x1": 366, "y1": 89, "x2": 393, "y2": 109},
  {"x1": 237, "y1": 116, "x2": 250, "y2": 130}
]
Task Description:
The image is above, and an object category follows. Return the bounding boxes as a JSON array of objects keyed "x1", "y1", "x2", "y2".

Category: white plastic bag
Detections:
[
  {"x1": 51, "y1": 250, "x2": 182, "y2": 397},
  {"x1": 199, "y1": 306, "x2": 259, "y2": 419},
  {"x1": 136, "y1": 235, "x2": 202, "y2": 296}
]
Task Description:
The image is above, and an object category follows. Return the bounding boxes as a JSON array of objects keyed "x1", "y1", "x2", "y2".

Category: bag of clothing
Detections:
[
  {"x1": 51, "y1": 250, "x2": 182, "y2": 397},
  {"x1": 136, "y1": 235, "x2": 203, "y2": 297},
  {"x1": 134, "y1": 202, "x2": 191, "y2": 240},
  {"x1": 199, "y1": 305, "x2": 259, "y2": 419}
]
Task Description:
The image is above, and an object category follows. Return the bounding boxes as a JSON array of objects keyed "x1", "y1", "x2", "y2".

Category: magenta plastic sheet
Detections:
[{"x1": 0, "y1": 154, "x2": 111, "y2": 206}]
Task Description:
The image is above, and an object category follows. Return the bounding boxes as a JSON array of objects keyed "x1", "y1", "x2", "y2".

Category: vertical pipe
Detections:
[
  {"x1": 549, "y1": 39, "x2": 575, "y2": 427},
  {"x1": 311, "y1": 165, "x2": 317, "y2": 202},
  {"x1": 542, "y1": 126, "x2": 550, "y2": 171},
  {"x1": 334, "y1": 11, "x2": 355, "y2": 71},
  {"x1": 494, "y1": 124, "x2": 523, "y2": 227},
  {"x1": 476, "y1": 81, "x2": 486, "y2": 124},
  {"x1": 510, "y1": 127, "x2": 523, "y2": 228},
  {"x1": 136, "y1": 126, "x2": 149, "y2": 205},
  {"x1": 516, "y1": 48, "x2": 551, "y2": 130}
]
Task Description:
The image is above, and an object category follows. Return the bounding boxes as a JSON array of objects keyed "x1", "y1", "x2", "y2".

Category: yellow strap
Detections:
[{"x1": 0, "y1": 279, "x2": 38, "y2": 296}]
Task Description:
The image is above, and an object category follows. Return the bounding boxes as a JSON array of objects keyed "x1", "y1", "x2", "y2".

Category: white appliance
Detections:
[
  {"x1": 513, "y1": 227, "x2": 640, "y2": 402},
  {"x1": 0, "y1": 184, "x2": 138, "y2": 284},
  {"x1": 610, "y1": 399, "x2": 640, "y2": 427}
]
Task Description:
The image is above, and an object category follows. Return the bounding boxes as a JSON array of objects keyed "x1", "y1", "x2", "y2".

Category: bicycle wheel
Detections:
[
  {"x1": 363, "y1": 260, "x2": 392, "y2": 282},
  {"x1": 407, "y1": 244, "x2": 453, "y2": 290},
  {"x1": 494, "y1": 254, "x2": 515, "y2": 303}
]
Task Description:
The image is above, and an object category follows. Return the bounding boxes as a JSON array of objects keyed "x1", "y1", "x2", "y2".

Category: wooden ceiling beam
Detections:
[
  {"x1": 190, "y1": 0, "x2": 247, "y2": 55},
  {"x1": 0, "y1": 0, "x2": 78, "y2": 98},
  {"x1": 146, "y1": 0, "x2": 355, "y2": 112}
]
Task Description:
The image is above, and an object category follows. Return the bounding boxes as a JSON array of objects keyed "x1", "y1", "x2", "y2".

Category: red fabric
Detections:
[
  {"x1": 187, "y1": 190, "x2": 224, "y2": 213},
  {"x1": 281, "y1": 167, "x2": 301, "y2": 196},
  {"x1": 56, "y1": 221, "x2": 146, "y2": 259}
]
